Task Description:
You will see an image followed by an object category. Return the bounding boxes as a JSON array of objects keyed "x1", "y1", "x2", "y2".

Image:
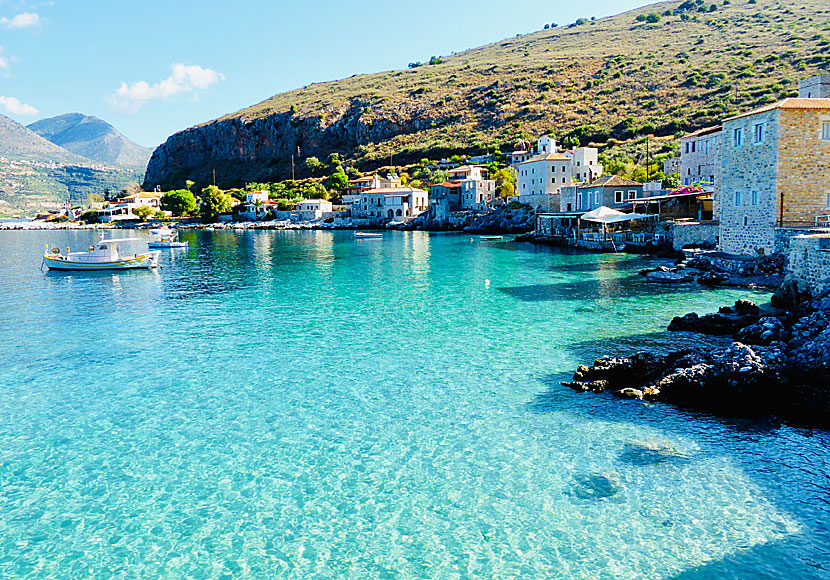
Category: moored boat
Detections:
[
  {"x1": 353, "y1": 231, "x2": 383, "y2": 239},
  {"x1": 148, "y1": 227, "x2": 188, "y2": 248},
  {"x1": 479, "y1": 235, "x2": 504, "y2": 241},
  {"x1": 42, "y1": 235, "x2": 161, "y2": 271}
]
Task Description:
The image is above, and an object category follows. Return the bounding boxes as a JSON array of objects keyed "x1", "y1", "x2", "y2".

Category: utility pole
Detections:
[
  {"x1": 291, "y1": 154, "x2": 295, "y2": 181},
  {"x1": 646, "y1": 136, "x2": 650, "y2": 183},
  {"x1": 213, "y1": 168, "x2": 216, "y2": 185}
]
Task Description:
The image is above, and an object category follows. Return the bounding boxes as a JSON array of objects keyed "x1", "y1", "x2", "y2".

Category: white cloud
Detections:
[
  {"x1": 109, "y1": 64, "x2": 224, "y2": 113},
  {"x1": 0, "y1": 95, "x2": 39, "y2": 115},
  {"x1": 0, "y1": 12, "x2": 41, "y2": 28}
]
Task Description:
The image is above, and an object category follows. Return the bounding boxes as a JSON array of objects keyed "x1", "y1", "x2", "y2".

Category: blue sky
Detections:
[{"x1": 1, "y1": 0, "x2": 650, "y2": 148}]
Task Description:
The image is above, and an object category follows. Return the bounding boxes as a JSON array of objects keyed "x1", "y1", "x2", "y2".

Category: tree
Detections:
[
  {"x1": 329, "y1": 170, "x2": 348, "y2": 191},
  {"x1": 132, "y1": 205, "x2": 154, "y2": 222},
  {"x1": 161, "y1": 189, "x2": 198, "y2": 216},
  {"x1": 494, "y1": 168, "x2": 517, "y2": 198},
  {"x1": 199, "y1": 185, "x2": 233, "y2": 221},
  {"x1": 185, "y1": 180, "x2": 195, "y2": 192},
  {"x1": 305, "y1": 156, "x2": 324, "y2": 175},
  {"x1": 328, "y1": 152, "x2": 343, "y2": 167}
]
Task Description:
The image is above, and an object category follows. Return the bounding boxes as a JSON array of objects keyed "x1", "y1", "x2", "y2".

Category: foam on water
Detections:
[{"x1": 0, "y1": 230, "x2": 827, "y2": 579}]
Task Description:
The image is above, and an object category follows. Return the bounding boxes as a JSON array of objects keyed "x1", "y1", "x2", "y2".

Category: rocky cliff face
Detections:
[{"x1": 144, "y1": 98, "x2": 446, "y2": 190}]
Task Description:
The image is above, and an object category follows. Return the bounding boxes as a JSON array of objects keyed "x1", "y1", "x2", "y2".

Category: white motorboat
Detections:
[
  {"x1": 353, "y1": 231, "x2": 383, "y2": 239},
  {"x1": 479, "y1": 235, "x2": 504, "y2": 241},
  {"x1": 42, "y1": 235, "x2": 160, "y2": 271},
  {"x1": 148, "y1": 227, "x2": 188, "y2": 248}
]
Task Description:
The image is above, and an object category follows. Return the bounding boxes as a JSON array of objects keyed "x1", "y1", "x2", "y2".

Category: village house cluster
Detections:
[{"x1": 531, "y1": 74, "x2": 830, "y2": 260}]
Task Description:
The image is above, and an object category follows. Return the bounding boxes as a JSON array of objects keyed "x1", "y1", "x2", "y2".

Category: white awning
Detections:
[
  {"x1": 582, "y1": 213, "x2": 659, "y2": 224},
  {"x1": 580, "y1": 206, "x2": 626, "y2": 221}
]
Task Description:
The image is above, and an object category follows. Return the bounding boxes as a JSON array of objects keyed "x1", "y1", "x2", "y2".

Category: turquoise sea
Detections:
[{"x1": 0, "y1": 229, "x2": 828, "y2": 579}]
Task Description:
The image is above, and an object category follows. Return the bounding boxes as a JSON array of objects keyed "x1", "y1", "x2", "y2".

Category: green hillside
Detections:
[
  {"x1": 145, "y1": 0, "x2": 830, "y2": 189},
  {"x1": 0, "y1": 114, "x2": 142, "y2": 216}
]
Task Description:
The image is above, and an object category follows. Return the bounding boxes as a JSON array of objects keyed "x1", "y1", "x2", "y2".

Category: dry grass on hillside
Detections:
[{"x1": 212, "y1": 0, "x2": 830, "y2": 162}]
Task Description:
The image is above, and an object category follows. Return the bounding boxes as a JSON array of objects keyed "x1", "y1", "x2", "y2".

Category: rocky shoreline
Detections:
[{"x1": 563, "y1": 292, "x2": 830, "y2": 428}]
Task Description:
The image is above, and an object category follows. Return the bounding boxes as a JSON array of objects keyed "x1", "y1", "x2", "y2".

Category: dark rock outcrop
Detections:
[
  {"x1": 667, "y1": 299, "x2": 761, "y2": 335},
  {"x1": 564, "y1": 292, "x2": 830, "y2": 427}
]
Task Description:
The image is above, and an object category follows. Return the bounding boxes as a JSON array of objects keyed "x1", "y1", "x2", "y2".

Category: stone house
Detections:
[
  {"x1": 799, "y1": 74, "x2": 830, "y2": 99},
  {"x1": 680, "y1": 125, "x2": 721, "y2": 191},
  {"x1": 717, "y1": 97, "x2": 830, "y2": 256},
  {"x1": 353, "y1": 187, "x2": 428, "y2": 221},
  {"x1": 429, "y1": 165, "x2": 496, "y2": 215},
  {"x1": 295, "y1": 199, "x2": 333, "y2": 220}
]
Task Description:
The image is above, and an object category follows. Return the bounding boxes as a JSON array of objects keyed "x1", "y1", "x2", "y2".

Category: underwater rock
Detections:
[
  {"x1": 619, "y1": 442, "x2": 688, "y2": 466},
  {"x1": 571, "y1": 472, "x2": 622, "y2": 500}
]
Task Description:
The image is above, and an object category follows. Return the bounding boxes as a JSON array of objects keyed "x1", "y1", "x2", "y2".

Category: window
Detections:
[
  {"x1": 823, "y1": 121, "x2": 830, "y2": 141},
  {"x1": 628, "y1": 190, "x2": 637, "y2": 200},
  {"x1": 615, "y1": 190, "x2": 624, "y2": 203},
  {"x1": 577, "y1": 193, "x2": 583, "y2": 209},
  {"x1": 752, "y1": 191, "x2": 758, "y2": 206},
  {"x1": 825, "y1": 193, "x2": 830, "y2": 209},
  {"x1": 691, "y1": 141, "x2": 696, "y2": 153},
  {"x1": 704, "y1": 140, "x2": 710, "y2": 155},
  {"x1": 754, "y1": 123, "x2": 764, "y2": 143},
  {"x1": 685, "y1": 143, "x2": 690, "y2": 154},
  {"x1": 734, "y1": 128, "x2": 743, "y2": 147},
  {"x1": 735, "y1": 191, "x2": 742, "y2": 206},
  {"x1": 744, "y1": 217, "x2": 748, "y2": 227}
]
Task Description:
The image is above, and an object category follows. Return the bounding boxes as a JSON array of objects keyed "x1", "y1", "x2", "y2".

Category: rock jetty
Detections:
[{"x1": 563, "y1": 296, "x2": 830, "y2": 427}]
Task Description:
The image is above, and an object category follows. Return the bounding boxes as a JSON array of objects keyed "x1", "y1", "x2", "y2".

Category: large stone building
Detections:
[
  {"x1": 717, "y1": 97, "x2": 830, "y2": 255},
  {"x1": 680, "y1": 125, "x2": 721, "y2": 191},
  {"x1": 517, "y1": 136, "x2": 602, "y2": 210},
  {"x1": 799, "y1": 74, "x2": 830, "y2": 99}
]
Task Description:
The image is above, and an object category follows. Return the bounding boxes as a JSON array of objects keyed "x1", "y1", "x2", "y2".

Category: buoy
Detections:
[{"x1": 485, "y1": 279, "x2": 491, "y2": 287}]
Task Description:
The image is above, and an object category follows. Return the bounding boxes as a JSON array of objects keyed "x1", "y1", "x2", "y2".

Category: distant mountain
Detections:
[
  {"x1": 0, "y1": 114, "x2": 142, "y2": 215},
  {"x1": 0, "y1": 114, "x2": 90, "y2": 164},
  {"x1": 28, "y1": 113, "x2": 153, "y2": 169}
]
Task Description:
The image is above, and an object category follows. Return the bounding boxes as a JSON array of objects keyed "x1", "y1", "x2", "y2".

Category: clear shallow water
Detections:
[{"x1": 0, "y1": 230, "x2": 828, "y2": 579}]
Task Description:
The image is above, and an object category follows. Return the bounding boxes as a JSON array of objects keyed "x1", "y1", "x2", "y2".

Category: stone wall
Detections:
[
  {"x1": 671, "y1": 221, "x2": 718, "y2": 250},
  {"x1": 787, "y1": 234, "x2": 830, "y2": 296},
  {"x1": 777, "y1": 108, "x2": 830, "y2": 226},
  {"x1": 775, "y1": 227, "x2": 829, "y2": 255},
  {"x1": 718, "y1": 109, "x2": 779, "y2": 255}
]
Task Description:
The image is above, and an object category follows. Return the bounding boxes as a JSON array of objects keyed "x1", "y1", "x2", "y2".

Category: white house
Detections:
[
  {"x1": 239, "y1": 190, "x2": 276, "y2": 220},
  {"x1": 295, "y1": 199, "x2": 333, "y2": 220},
  {"x1": 96, "y1": 191, "x2": 163, "y2": 222},
  {"x1": 517, "y1": 136, "x2": 603, "y2": 210}
]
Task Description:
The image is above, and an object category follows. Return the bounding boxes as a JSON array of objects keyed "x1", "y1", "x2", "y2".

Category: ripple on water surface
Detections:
[{"x1": 0, "y1": 229, "x2": 827, "y2": 579}]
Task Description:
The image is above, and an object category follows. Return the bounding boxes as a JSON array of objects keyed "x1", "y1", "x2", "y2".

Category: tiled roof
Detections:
[
  {"x1": 519, "y1": 152, "x2": 571, "y2": 164},
  {"x1": 432, "y1": 181, "x2": 461, "y2": 188},
  {"x1": 683, "y1": 125, "x2": 722, "y2": 139},
  {"x1": 578, "y1": 175, "x2": 642, "y2": 189},
  {"x1": 724, "y1": 98, "x2": 830, "y2": 121},
  {"x1": 360, "y1": 187, "x2": 426, "y2": 195}
]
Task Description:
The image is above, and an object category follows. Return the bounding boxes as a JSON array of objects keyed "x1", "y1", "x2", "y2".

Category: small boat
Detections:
[
  {"x1": 479, "y1": 235, "x2": 504, "y2": 241},
  {"x1": 148, "y1": 227, "x2": 188, "y2": 248},
  {"x1": 353, "y1": 231, "x2": 383, "y2": 239},
  {"x1": 42, "y1": 235, "x2": 160, "y2": 271}
]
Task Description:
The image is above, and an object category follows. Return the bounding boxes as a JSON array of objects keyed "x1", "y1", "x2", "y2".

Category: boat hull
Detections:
[
  {"x1": 43, "y1": 252, "x2": 161, "y2": 271},
  {"x1": 148, "y1": 241, "x2": 188, "y2": 248}
]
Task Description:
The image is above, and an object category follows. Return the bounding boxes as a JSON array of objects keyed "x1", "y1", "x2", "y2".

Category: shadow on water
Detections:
[
  {"x1": 497, "y1": 276, "x2": 714, "y2": 303},
  {"x1": 668, "y1": 538, "x2": 830, "y2": 580}
]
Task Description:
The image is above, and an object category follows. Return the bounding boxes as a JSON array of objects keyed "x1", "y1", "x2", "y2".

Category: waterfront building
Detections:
[
  {"x1": 343, "y1": 174, "x2": 402, "y2": 205},
  {"x1": 239, "y1": 190, "x2": 276, "y2": 220},
  {"x1": 516, "y1": 136, "x2": 602, "y2": 210},
  {"x1": 353, "y1": 187, "x2": 428, "y2": 221},
  {"x1": 560, "y1": 175, "x2": 643, "y2": 213},
  {"x1": 680, "y1": 126, "x2": 721, "y2": 191},
  {"x1": 96, "y1": 191, "x2": 163, "y2": 222},
  {"x1": 295, "y1": 199, "x2": 333, "y2": 220},
  {"x1": 429, "y1": 165, "x2": 496, "y2": 217},
  {"x1": 717, "y1": 97, "x2": 830, "y2": 255}
]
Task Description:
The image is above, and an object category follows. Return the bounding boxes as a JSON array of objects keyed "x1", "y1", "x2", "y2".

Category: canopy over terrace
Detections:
[
  {"x1": 580, "y1": 206, "x2": 658, "y2": 224},
  {"x1": 631, "y1": 191, "x2": 711, "y2": 220}
]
